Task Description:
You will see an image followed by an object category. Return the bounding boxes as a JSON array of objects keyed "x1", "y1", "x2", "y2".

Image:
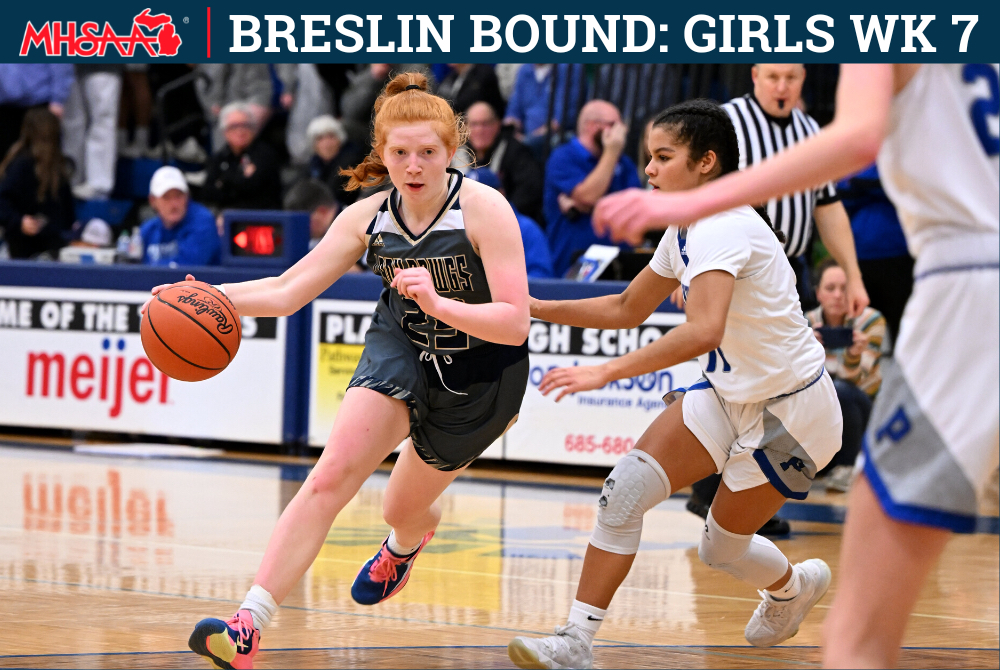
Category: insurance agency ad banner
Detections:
[
  {"x1": 0, "y1": 287, "x2": 287, "y2": 443},
  {"x1": 309, "y1": 298, "x2": 700, "y2": 467},
  {"x1": 506, "y1": 313, "x2": 702, "y2": 467}
]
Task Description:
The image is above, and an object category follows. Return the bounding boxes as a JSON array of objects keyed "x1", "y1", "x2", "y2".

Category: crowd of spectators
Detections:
[
  {"x1": 0, "y1": 63, "x2": 614, "y2": 277},
  {"x1": 0, "y1": 61, "x2": 915, "y2": 499}
]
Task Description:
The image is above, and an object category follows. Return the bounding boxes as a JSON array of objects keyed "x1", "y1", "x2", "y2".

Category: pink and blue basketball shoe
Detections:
[
  {"x1": 351, "y1": 531, "x2": 434, "y2": 605},
  {"x1": 188, "y1": 609, "x2": 260, "y2": 669}
]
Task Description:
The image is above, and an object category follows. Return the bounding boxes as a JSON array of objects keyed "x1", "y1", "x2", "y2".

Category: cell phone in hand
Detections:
[{"x1": 817, "y1": 326, "x2": 854, "y2": 349}]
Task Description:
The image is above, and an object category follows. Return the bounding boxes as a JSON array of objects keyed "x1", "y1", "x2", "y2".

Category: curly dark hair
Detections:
[{"x1": 652, "y1": 99, "x2": 785, "y2": 243}]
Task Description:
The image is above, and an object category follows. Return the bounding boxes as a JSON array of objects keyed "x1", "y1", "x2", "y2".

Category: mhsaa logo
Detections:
[{"x1": 20, "y1": 8, "x2": 182, "y2": 57}]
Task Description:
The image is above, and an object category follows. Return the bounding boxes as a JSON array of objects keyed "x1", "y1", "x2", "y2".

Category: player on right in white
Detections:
[
  {"x1": 509, "y1": 100, "x2": 843, "y2": 669},
  {"x1": 594, "y1": 64, "x2": 999, "y2": 668}
]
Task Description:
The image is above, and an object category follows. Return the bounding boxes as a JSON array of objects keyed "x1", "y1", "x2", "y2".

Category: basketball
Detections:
[{"x1": 140, "y1": 281, "x2": 242, "y2": 382}]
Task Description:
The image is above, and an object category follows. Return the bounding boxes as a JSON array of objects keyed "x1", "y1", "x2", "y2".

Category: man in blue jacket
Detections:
[
  {"x1": 141, "y1": 166, "x2": 221, "y2": 267},
  {"x1": 544, "y1": 100, "x2": 640, "y2": 277}
]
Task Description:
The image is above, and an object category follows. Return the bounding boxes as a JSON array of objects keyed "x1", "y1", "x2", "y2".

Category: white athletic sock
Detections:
[
  {"x1": 240, "y1": 584, "x2": 278, "y2": 630},
  {"x1": 766, "y1": 565, "x2": 800, "y2": 601},
  {"x1": 386, "y1": 530, "x2": 421, "y2": 557},
  {"x1": 566, "y1": 600, "x2": 606, "y2": 647}
]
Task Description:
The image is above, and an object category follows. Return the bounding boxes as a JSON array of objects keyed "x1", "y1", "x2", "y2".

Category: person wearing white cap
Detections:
[
  {"x1": 140, "y1": 166, "x2": 220, "y2": 267},
  {"x1": 70, "y1": 218, "x2": 113, "y2": 248}
]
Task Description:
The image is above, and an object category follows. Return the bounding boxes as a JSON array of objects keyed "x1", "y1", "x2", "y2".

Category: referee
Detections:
[
  {"x1": 724, "y1": 64, "x2": 869, "y2": 313},
  {"x1": 687, "y1": 64, "x2": 870, "y2": 537}
]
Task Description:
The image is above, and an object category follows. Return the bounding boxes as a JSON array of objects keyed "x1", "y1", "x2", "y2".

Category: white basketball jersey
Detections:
[
  {"x1": 650, "y1": 206, "x2": 826, "y2": 404},
  {"x1": 878, "y1": 64, "x2": 1000, "y2": 258}
]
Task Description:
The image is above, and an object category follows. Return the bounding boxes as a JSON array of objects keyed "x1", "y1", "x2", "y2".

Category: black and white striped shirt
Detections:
[{"x1": 722, "y1": 94, "x2": 840, "y2": 258}]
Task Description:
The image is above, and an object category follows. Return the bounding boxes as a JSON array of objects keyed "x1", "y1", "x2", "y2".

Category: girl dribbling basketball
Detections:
[{"x1": 151, "y1": 73, "x2": 530, "y2": 669}]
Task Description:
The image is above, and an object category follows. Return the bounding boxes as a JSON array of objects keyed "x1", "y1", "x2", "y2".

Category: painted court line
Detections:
[{"x1": 1, "y1": 525, "x2": 996, "y2": 626}]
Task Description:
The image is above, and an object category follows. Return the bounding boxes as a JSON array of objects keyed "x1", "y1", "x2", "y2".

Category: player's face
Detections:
[
  {"x1": 643, "y1": 127, "x2": 713, "y2": 193},
  {"x1": 381, "y1": 123, "x2": 454, "y2": 200},
  {"x1": 753, "y1": 64, "x2": 806, "y2": 118},
  {"x1": 816, "y1": 266, "x2": 849, "y2": 320}
]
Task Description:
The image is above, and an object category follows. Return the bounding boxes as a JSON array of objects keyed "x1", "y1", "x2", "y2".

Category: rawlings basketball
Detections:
[{"x1": 140, "y1": 281, "x2": 242, "y2": 382}]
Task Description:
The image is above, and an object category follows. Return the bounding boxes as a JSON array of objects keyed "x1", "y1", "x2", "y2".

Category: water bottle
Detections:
[
  {"x1": 115, "y1": 230, "x2": 130, "y2": 263},
  {"x1": 127, "y1": 226, "x2": 144, "y2": 262}
]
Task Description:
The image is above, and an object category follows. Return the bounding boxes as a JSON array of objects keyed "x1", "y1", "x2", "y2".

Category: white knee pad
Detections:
[
  {"x1": 589, "y1": 449, "x2": 671, "y2": 555},
  {"x1": 698, "y1": 511, "x2": 788, "y2": 588}
]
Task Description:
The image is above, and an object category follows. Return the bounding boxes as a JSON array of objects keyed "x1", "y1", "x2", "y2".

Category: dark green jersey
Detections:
[{"x1": 365, "y1": 169, "x2": 493, "y2": 355}]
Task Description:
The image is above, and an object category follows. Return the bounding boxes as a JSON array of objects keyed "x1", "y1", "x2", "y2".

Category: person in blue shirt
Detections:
[
  {"x1": 515, "y1": 207, "x2": 555, "y2": 279},
  {"x1": 503, "y1": 64, "x2": 584, "y2": 149},
  {"x1": 544, "y1": 100, "x2": 640, "y2": 277},
  {"x1": 140, "y1": 166, "x2": 221, "y2": 267},
  {"x1": 466, "y1": 167, "x2": 554, "y2": 278},
  {"x1": 836, "y1": 163, "x2": 912, "y2": 343}
]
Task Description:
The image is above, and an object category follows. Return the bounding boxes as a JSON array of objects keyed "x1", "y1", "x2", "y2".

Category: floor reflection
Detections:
[{"x1": 1, "y1": 444, "x2": 997, "y2": 667}]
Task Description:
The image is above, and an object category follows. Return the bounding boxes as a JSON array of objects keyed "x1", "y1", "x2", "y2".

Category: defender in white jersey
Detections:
[
  {"x1": 508, "y1": 101, "x2": 842, "y2": 670},
  {"x1": 594, "y1": 64, "x2": 999, "y2": 669}
]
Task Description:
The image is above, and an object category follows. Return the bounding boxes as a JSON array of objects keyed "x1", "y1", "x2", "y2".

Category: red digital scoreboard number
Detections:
[{"x1": 230, "y1": 222, "x2": 284, "y2": 258}]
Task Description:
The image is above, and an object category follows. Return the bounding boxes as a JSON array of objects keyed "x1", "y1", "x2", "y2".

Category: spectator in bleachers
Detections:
[
  {"x1": 202, "y1": 103, "x2": 282, "y2": 211},
  {"x1": 503, "y1": 64, "x2": 583, "y2": 150},
  {"x1": 339, "y1": 64, "x2": 396, "y2": 151},
  {"x1": 196, "y1": 64, "x2": 273, "y2": 150},
  {"x1": 0, "y1": 108, "x2": 75, "y2": 259},
  {"x1": 118, "y1": 65, "x2": 155, "y2": 158},
  {"x1": 303, "y1": 115, "x2": 364, "y2": 209},
  {"x1": 494, "y1": 64, "x2": 521, "y2": 101},
  {"x1": 0, "y1": 64, "x2": 74, "y2": 163},
  {"x1": 436, "y1": 64, "x2": 506, "y2": 119},
  {"x1": 543, "y1": 100, "x2": 639, "y2": 277},
  {"x1": 68, "y1": 217, "x2": 113, "y2": 249},
  {"x1": 466, "y1": 167, "x2": 553, "y2": 278},
  {"x1": 806, "y1": 258, "x2": 888, "y2": 492},
  {"x1": 62, "y1": 65, "x2": 123, "y2": 200},
  {"x1": 147, "y1": 64, "x2": 207, "y2": 163},
  {"x1": 465, "y1": 101, "x2": 544, "y2": 224},
  {"x1": 285, "y1": 65, "x2": 334, "y2": 165},
  {"x1": 283, "y1": 178, "x2": 341, "y2": 250},
  {"x1": 838, "y1": 163, "x2": 913, "y2": 343},
  {"x1": 339, "y1": 65, "x2": 432, "y2": 152},
  {"x1": 140, "y1": 166, "x2": 220, "y2": 266}
]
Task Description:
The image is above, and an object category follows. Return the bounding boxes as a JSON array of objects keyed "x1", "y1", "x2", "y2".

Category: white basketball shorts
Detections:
[
  {"x1": 861, "y1": 258, "x2": 999, "y2": 533},
  {"x1": 671, "y1": 369, "x2": 842, "y2": 500}
]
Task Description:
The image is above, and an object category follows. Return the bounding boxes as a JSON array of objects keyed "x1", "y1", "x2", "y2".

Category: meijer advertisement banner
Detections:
[{"x1": 0, "y1": 287, "x2": 286, "y2": 443}]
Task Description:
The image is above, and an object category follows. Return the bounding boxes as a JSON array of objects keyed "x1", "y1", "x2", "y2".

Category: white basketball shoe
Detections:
[
  {"x1": 745, "y1": 558, "x2": 832, "y2": 647},
  {"x1": 508, "y1": 623, "x2": 594, "y2": 669}
]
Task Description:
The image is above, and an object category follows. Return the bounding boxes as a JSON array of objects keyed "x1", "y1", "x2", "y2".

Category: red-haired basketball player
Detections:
[{"x1": 149, "y1": 72, "x2": 530, "y2": 669}]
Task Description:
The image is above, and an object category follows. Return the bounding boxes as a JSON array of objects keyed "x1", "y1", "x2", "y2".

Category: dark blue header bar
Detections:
[{"x1": 4, "y1": 1, "x2": 998, "y2": 62}]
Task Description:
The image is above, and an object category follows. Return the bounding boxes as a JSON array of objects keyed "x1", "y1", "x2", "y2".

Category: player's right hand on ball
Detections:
[{"x1": 141, "y1": 274, "x2": 196, "y2": 315}]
